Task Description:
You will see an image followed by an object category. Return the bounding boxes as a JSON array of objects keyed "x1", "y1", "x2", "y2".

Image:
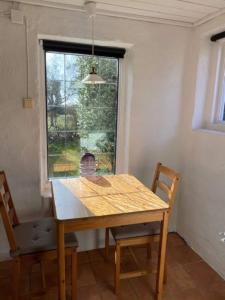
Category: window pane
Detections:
[
  {"x1": 47, "y1": 80, "x2": 65, "y2": 108},
  {"x1": 46, "y1": 51, "x2": 119, "y2": 178},
  {"x1": 48, "y1": 132, "x2": 80, "y2": 178},
  {"x1": 66, "y1": 105, "x2": 78, "y2": 131},
  {"x1": 76, "y1": 55, "x2": 98, "y2": 81},
  {"x1": 65, "y1": 54, "x2": 78, "y2": 81},
  {"x1": 46, "y1": 53, "x2": 64, "y2": 81},
  {"x1": 47, "y1": 106, "x2": 66, "y2": 132},
  {"x1": 221, "y1": 78, "x2": 225, "y2": 121},
  {"x1": 98, "y1": 57, "x2": 118, "y2": 83}
]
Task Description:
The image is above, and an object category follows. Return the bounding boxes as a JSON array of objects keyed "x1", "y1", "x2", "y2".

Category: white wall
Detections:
[
  {"x1": 0, "y1": 2, "x2": 190, "y2": 257},
  {"x1": 177, "y1": 15, "x2": 225, "y2": 279}
]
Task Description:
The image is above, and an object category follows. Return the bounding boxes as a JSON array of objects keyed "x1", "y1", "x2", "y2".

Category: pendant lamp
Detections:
[{"x1": 82, "y1": 1, "x2": 105, "y2": 84}]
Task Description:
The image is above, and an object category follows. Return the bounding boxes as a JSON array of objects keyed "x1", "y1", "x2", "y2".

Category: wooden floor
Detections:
[{"x1": 0, "y1": 233, "x2": 225, "y2": 300}]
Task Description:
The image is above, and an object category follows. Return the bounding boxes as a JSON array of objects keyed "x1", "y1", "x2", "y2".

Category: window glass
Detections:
[
  {"x1": 45, "y1": 52, "x2": 119, "y2": 178},
  {"x1": 221, "y1": 78, "x2": 225, "y2": 121}
]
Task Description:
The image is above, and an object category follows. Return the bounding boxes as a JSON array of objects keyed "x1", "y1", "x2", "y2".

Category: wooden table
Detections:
[{"x1": 52, "y1": 174, "x2": 169, "y2": 300}]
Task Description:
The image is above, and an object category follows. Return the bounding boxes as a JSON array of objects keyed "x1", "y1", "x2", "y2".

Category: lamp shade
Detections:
[{"x1": 82, "y1": 66, "x2": 106, "y2": 84}]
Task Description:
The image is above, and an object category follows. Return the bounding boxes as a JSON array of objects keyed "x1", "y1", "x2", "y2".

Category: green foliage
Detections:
[
  {"x1": 48, "y1": 139, "x2": 81, "y2": 178},
  {"x1": 76, "y1": 55, "x2": 118, "y2": 173}
]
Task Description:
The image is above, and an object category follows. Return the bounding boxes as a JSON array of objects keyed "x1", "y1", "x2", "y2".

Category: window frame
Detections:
[
  {"x1": 45, "y1": 51, "x2": 120, "y2": 179},
  {"x1": 38, "y1": 38, "x2": 130, "y2": 195},
  {"x1": 205, "y1": 40, "x2": 225, "y2": 131},
  {"x1": 212, "y1": 42, "x2": 225, "y2": 123}
]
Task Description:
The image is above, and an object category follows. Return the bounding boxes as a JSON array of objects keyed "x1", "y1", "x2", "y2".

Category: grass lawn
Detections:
[
  {"x1": 48, "y1": 139, "x2": 81, "y2": 178},
  {"x1": 47, "y1": 138, "x2": 114, "y2": 178}
]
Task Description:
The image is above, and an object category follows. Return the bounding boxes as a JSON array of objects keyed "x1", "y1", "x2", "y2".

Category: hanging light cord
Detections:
[{"x1": 91, "y1": 14, "x2": 95, "y2": 56}]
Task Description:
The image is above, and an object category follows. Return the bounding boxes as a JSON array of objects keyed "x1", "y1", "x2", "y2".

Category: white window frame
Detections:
[
  {"x1": 205, "y1": 40, "x2": 225, "y2": 131},
  {"x1": 38, "y1": 36, "x2": 132, "y2": 196},
  {"x1": 212, "y1": 42, "x2": 225, "y2": 123}
]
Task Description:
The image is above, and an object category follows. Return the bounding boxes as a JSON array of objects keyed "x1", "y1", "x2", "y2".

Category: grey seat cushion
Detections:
[
  {"x1": 110, "y1": 222, "x2": 161, "y2": 240},
  {"x1": 11, "y1": 217, "x2": 78, "y2": 257}
]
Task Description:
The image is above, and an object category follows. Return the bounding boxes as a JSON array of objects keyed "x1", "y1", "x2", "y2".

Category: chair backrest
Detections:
[
  {"x1": 151, "y1": 162, "x2": 180, "y2": 218},
  {"x1": 0, "y1": 171, "x2": 19, "y2": 251}
]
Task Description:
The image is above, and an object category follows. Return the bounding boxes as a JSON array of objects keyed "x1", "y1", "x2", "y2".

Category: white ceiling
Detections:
[{"x1": 16, "y1": 0, "x2": 225, "y2": 27}]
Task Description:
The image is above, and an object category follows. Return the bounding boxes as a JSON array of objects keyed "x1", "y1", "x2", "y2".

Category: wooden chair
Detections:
[
  {"x1": 105, "y1": 162, "x2": 180, "y2": 294},
  {"x1": 0, "y1": 171, "x2": 78, "y2": 300}
]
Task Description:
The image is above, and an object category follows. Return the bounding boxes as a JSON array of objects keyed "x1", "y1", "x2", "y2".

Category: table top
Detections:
[{"x1": 52, "y1": 174, "x2": 169, "y2": 221}]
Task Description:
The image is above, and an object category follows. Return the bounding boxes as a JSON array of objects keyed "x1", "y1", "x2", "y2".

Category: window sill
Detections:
[
  {"x1": 208, "y1": 121, "x2": 225, "y2": 134},
  {"x1": 193, "y1": 127, "x2": 225, "y2": 136},
  {"x1": 41, "y1": 181, "x2": 52, "y2": 198}
]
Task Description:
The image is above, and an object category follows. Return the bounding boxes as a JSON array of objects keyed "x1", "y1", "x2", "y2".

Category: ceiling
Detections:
[{"x1": 16, "y1": 0, "x2": 225, "y2": 27}]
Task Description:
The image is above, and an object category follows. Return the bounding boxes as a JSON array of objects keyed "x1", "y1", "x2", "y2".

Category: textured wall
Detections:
[
  {"x1": 177, "y1": 15, "x2": 225, "y2": 279},
  {"x1": 0, "y1": 2, "x2": 190, "y2": 257}
]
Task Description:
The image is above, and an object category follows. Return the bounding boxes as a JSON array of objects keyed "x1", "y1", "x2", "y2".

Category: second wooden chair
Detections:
[{"x1": 105, "y1": 162, "x2": 180, "y2": 294}]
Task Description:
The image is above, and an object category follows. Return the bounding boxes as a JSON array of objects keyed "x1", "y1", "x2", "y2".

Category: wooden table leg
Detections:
[
  {"x1": 115, "y1": 241, "x2": 121, "y2": 294},
  {"x1": 58, "y1": 222, "x2": 66, "y2": 300},
  {"x1": 156, "y1": 211, "x2": 169, "y2": 300}
]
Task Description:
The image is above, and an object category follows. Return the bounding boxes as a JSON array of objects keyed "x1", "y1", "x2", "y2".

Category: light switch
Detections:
[
  {"x1": 11, "y1": 9, "x2": 24, "y2": 25},
  {"x1": 23, "y1": 98, "x2": 33, "y2": 109}
]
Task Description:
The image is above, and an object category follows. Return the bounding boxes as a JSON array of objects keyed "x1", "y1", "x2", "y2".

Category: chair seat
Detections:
[
  {"x1": 11, "y1": 217, "x2": 78, "y2": 257},
  {"x1": 110, "y1": 222, "x2": 161, "y2": 240}
]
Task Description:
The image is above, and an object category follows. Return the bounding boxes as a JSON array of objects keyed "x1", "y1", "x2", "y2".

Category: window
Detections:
[
  {"x1": 211, "y1": 32, "x2": 225, "y2": 124},
  {"x1": 215, "y1": 48, "x2": 225, "y2": 123},
  {"x1": 44, "y1": 41, "x2": 125, "y2": 178},
  {"x1": 193, "y1": 38, "x2": 225, "y2": 130},
  {"x1": 213, "y1": 43, "x2": 225, "y2": 124},
  {"x1": 219, "y1": 77, "x2": 225, "y2": 121},
  {"x1": 205, "y1": 37, "x2": 225, "y2": 128}
]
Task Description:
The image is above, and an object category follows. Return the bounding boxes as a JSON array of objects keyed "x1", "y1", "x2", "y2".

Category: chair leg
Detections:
[
  {"x1": 40, "y1": 261, "x2": 46, "y2": 291},
  {"x1": 147, "y1": 243, "x2": 152, "y2": 259},
  {"x1": 28, "y1": 265, "x2": 32, "y2": 300},
  {"x1": 163, "y1": 259, "x2": 167, "y2": 284},
  {"x1": 115, "y1": 241, "x2": 121, "y2": 295},
  {"x1": 105, "y1": 228, "x2": 110, "y2": 260},
  {"x1": 71, "y1": 248, "x2": 77, "y2": 300},
  {"x1": 12, "y1": 257, "x2": 20, "y2": 300}
]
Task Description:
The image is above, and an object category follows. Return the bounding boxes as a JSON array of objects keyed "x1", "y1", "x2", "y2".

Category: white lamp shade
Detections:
[{"x1": 82, "y1": 67, "x2": 106, "y2": 84}]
